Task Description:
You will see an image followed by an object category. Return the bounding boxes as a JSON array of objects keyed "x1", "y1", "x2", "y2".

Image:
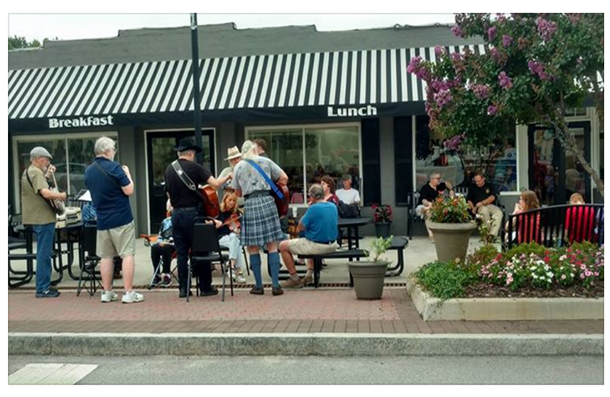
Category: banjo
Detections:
[{"x1": 48, "y1": 171, "x2": 66, "y2": 215}]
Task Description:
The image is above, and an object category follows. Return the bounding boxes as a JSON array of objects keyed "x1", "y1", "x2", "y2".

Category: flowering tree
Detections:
[{"x1": 408, "y1": 13, "x2": 604, "y2": 197}]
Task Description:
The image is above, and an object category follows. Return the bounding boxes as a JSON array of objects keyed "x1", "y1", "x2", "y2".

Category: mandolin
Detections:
[{"x1": 198, "y1": 184, "x2": 220, "y2": 218}]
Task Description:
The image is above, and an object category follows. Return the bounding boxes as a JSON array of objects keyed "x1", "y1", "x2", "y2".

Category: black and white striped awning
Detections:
[{"x1": 8, "y1": 45, "x2": 488, "y2": 122}]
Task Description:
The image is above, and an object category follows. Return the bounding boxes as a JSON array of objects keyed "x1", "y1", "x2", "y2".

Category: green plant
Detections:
[
  {"x1": 504, "y1": 242, "x2": 547, "y2": 260},
  {"x1": 366, "y1": 235, "x2": 393, "y2": 263},
  {"x1": 372, "y1": 204, "x2": 393, "y2": 223},
  {"x1": 429, "y1": 195, "x2": 473, "y2": 223},
  {"x1": 415, "y1": 260, "x2": 477, "y2": 301},
  {"x1": 475, "y1": 213, "x2": 499, "y2": 245}
]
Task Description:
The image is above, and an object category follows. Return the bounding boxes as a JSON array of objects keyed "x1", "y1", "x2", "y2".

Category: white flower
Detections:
[
  {"x1": 546, "y1": 272, "x2": 553, "y2": 278},
  {"x1": 532, "y1": 274, "x2": 538, "y2": 279}
]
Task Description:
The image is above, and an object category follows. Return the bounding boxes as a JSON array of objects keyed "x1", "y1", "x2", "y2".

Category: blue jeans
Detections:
[{"x1": 33, "y1": 223, "x2": 56, "y2": 294}]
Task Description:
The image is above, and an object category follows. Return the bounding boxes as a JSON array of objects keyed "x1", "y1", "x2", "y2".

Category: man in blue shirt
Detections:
[
  {"x1": 85, "y1": 136, "x2": 143, "y2": 304},
  {"x1": 280, "y1": 184, "x2": 338, "y2": 288}
]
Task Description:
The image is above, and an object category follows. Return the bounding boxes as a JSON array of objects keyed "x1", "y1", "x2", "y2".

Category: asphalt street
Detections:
[{"x1": 8, "y1": 354, "x2": 604, "y2": 385}]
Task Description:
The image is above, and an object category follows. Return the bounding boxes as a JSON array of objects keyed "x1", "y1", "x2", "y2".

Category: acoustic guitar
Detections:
[
  {"x1": 274, "y1": 183, "x2": 290, "y2": 217},
  {"x1": 199, "y1": 184, "x2": 220, "y2": 218}
]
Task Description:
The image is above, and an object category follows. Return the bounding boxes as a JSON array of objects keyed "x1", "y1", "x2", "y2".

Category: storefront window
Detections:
[
  {"x1": 414, "y1": 115, "x2": 517, "y2": 193},
  {"x1": 248, "y1": 124, "x2": 360, "y2": 204},
  {"x1": 14, "y1": 134, "x2": 118, "y2": 208}
]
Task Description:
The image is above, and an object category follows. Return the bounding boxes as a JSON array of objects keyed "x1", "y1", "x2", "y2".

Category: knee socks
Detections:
[
  {"x1": 268, "y1": 252, "x2": 281, "y2": 288},
  {"x1": 249, "y1": 253, "x2": 263, "y2": 288}
]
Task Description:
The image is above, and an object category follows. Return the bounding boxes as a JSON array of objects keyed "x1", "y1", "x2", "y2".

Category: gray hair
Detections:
[
  {"x1": 94, "y1": 136, "x2": 116, "y2": 155},
  {"x1": 177, "y1": 149, "x2": 196, "y2": 157},
  {"x1": 241, "y1": 140, "x2": 259, "y2": 160},
  {"x1": 429, "y1": 172, "x2": 441, "y2": 181},
  {"x1": 308, "y1": 184, "x2": 325, "y2": 200}
]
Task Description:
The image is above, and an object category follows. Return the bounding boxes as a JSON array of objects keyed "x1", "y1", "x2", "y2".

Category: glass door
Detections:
[{"x1": 146, "y1": 130, "x2": 214, "y2": 233}]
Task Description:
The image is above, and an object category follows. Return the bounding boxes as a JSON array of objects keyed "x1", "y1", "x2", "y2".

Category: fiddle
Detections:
[{"x1": 222, "y1": 212, "x2": 241, "y2": 233}]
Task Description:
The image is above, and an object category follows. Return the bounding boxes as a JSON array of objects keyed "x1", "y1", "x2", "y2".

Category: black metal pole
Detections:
[{"x1": 190, "y1": 13, "x2": 203, "y2": 165}]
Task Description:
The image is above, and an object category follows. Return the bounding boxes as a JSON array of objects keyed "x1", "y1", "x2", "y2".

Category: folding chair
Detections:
[
  {"x1": 141, "y1": 234, "x2": 177, "y2": 290},
  {"x1": 189, "y1": 221, "x2": 233, "y2": 302},
  {"x1": 77, "y1": 223, "x2": 102, "y2": 297}
]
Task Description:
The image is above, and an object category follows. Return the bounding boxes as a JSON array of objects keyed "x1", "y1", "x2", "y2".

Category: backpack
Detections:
[{"x1": 337, "y1": 200, "x2": 360, "y2": 218}]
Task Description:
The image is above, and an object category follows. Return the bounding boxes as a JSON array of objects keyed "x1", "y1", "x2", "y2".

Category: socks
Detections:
[
  {"x1": 249, "y1": 253, "x2": 263, "y2": 288},
  {"x1": 268, "y1": 252, "x2": 281, "y2": 288},
  {"x1": 305, "y1": 269, "x2": 313, "y2": 278}
]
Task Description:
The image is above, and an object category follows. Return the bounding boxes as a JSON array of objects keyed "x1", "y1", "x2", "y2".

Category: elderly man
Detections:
[
  {"x1": 280, "y1": 184, "x2": 339, "y2": 288},
  {"x1": 467, "y1": 172, "x2": 503, "y2": 236},
  {"x1": 21, "y1": 146, "x2": 67, "y2": 298},
  {"x1": 336, "y1": 174, "x2": 361, "y2": 205},
  {"x1": 85, "y1": 137, "x2": 143, "y2": 304}
]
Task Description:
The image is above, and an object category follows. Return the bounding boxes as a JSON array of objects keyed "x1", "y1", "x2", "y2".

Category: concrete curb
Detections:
[
  {"x1": 407, "y1": 277, "x2": 604, "y2": 321},
  {"x1": 9, "y1": 333, "x2": 603, "y2": 357}
]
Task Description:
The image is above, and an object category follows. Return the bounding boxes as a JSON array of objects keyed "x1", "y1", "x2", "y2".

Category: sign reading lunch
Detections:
[
  {"x1": 327, "y1": 105, "x2": 377, "y2": 118},
  {"x1": 49, "y1": 115, "x2": 114, "y2": 129}
]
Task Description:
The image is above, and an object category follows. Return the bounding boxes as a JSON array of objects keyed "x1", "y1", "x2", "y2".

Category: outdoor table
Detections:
[{"x1": 338, "y1": 217, "x2": 371, "y2": 252}]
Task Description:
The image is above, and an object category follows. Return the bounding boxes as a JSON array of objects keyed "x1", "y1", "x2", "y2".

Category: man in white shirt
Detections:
[{"x1": 336, "y1": 174, "x2": 360, "y2": 205}]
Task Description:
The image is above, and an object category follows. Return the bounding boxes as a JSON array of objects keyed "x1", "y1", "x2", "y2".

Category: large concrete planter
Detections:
[
  {"x1": 348, "y1": 261, "x2": 387, "y2": 300},
  {"x1": 426, "y1": 221, "x2": 476, "y2": 262}
]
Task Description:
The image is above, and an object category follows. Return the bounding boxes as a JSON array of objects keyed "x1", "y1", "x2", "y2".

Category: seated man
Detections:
[
  {"x1": 415, "y1": 173, "x2": 452, "y2": 242},
  {"x1": 336, "y1": 174, "x2": 361, "y2": 205},
  {"x1": 151, "y1": 205, "x2": 175, "y2": 288},
  {"x1": 467, "y1": 172, "x2": 503, "y2": 236},
  {"x1": 279, "y1": 184, "x2": 339, "y2": 288}
]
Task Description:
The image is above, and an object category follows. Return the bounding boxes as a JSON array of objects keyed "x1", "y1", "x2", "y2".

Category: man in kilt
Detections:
[
  {"x1": 230, "y1": 140, "x2": 288, "y2": 296},
  {"x1": 164, "y1": 138, "x2": 232, "y2": 298}
]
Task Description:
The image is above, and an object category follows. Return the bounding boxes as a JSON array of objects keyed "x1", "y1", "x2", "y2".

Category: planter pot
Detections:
[
  {"x1": 425, "y1": 221, "x2": 477, "y2": 262},
  {"x1": 374, "y1": 222, "x2": 392, "y2": 238},
  {"x1": 348, "y1": 261, "x2": 388, "y2": 300}
]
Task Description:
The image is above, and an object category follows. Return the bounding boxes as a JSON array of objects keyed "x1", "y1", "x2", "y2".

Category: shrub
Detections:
[
  {"x1": 429, "y1": 196, "x2": 472, "y2": 223},
  {"x1": 415, "y1": 260, "x2": 477, "y2": 300}
]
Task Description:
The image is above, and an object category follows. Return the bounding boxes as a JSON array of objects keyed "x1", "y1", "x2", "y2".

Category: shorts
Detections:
[
  {"x1": 288, "y1": 238, "x2": 338, "y2": 255},
  {"x1": 97, "y1": 221, "x2": 136, "y2": 259}
]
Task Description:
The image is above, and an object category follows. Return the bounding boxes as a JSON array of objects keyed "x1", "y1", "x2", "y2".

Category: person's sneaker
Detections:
[
  {"x1": 150, "y1": 275, "x2": 162, "y2": 287},
  {"x1": 122, "y1": 291, "x2": 144, "y2": 304},
  {"x1": 160, "y1": 274, "x2": 172, "y2": 288},
  {"x1": 100, "y1": 290, "x2": 118, "y2": 303},
  {"x1": 301, "y1": 275, "x2": 313, "y2": 286},
  {"x1": 272, "y1": 286, "x2": 284, "y2": 296},
  {"x1": 280, "y1": 277, "x2": 303, "y2": 289},
  {"x1": 250, "y1": 287, "x2": 264, "y2": 295},
  {"x1": 36, "y1": 289, "x2": 60, "y2": 298},
  {"x1": 233, "y1": 273, "x2": 247, "y2": 283},
  {"x1": 200, "y1": 287, "x2": 219, "y2": 297}
]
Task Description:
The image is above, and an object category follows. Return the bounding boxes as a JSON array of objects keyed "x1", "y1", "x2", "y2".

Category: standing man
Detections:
[
  {"x1": 336, "y1": 174, "x2": 361, "y2": 205},
  {"x1": 85, "y1": 137, "x2": 143, "y2": 304},
  {"x1": 21, "y1": 146, "x2": 67, "y2": 298},
  {"x1": 253, "y1": 138, "x2": 269, "y2": 158},
  {"x1": 219, "y1": 146, "x2": 242, "y2": 180},
  {"x1": 280, "y1": 184, "x2": 338, "y2": 288},
  {"x1": 165, "y1": 137, "x2": 232, "y2": 298},
  {"x1": 231, "y1": 140, "x2": 288, "y2": 296},
  {"x1": 467, "y1": 172, "x2": 503, "y2": 237}
]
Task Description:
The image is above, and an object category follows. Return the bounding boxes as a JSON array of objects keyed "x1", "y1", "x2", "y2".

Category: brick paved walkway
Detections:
[{"x1": 9, "y1": 288, "x2": 604, "y2": 335}]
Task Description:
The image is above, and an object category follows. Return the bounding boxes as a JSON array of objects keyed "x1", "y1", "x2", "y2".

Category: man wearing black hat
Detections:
[
  {"x1": 164, "y1": 137, "x2": 232, "y2": 298},
  {"x1": 21, "y1": 146, "x2": 67, "y2": 298}
]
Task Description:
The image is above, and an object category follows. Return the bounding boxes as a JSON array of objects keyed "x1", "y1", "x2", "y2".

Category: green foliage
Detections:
[
  {"x1": 429, "y1": 195, "x2": 473, "y2": 223},
  {"x1": 415, "y1": 260, "x2": 478, "y2": 301},
  {"x1": 466, "y1": 244, "x2": 499, "y2": 268},
  {"x1": 367, "y1": 235, "x2": 393, "y2": 263},
  {"x1": 504, "y1": 242, "x2": 547, "y2": 259},
  {"x1": 8, "y1": 35, "x2": 41, "y2": 50}
]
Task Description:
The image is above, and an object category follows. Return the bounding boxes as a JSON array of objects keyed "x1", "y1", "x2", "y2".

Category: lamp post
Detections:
[{"x1": 190, "y1": 13, "x2": 203, "y2": 165}]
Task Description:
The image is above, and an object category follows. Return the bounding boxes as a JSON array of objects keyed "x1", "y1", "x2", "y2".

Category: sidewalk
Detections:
[{"x1": 8, "y1": 236, "x2": 604, "y2": 356}]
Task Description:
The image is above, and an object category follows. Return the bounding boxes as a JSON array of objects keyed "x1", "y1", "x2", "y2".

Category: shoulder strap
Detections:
[
  {"x1": 93, "y1": 160, "x2": 122, "y2": 188},
  {"x1": 244, "y1": 159, "x2": 284, "y2": 200},
  {"x1": 171, "y1": 160, "x2": 206, "y2": 200}
]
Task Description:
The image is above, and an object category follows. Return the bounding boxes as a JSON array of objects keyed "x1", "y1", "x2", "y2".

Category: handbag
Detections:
[{"x1": 243, "y1": 160, "x2": 289, "y2": 217}]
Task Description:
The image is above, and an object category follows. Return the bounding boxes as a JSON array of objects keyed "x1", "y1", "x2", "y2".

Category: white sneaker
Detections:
[
  {"x1": 233, "y1": 273, "x2": 247, "y2": 283},
  {"x1": 122, "y1": 290, "x2": 144, "y2": 304},
  {"x1": 101, "y1": 290, "x2": 118, "y2": 303}
]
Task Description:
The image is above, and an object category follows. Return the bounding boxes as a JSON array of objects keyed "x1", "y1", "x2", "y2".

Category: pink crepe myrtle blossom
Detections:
[
  {"x1": 471, "y1": 84, "x2": 489, "y2": 100},
  {"x1": 487, "y1": 104, "x2": 498, "y2": 116},
  {"x1": 502, "y1": 35, "x2": 513, "y2": 47},
  {"x1": 434, "y1": 89, "x2": 453, "y2": 109},
  {"x1": 498, "y1": 71, "x2": 513, "y2": 89},
  {"x1": 451, "y1": 26, "x2": 464, "y2": 38},
  {"x1": 488, "y1": 27, "x2": 497, "y2": 41},
  {"x1": 536, "y1": 17, "x2": 557, "y2": 41},
  {"x1": 434, "y1": 45, "x2": 445, "y2": 57}
]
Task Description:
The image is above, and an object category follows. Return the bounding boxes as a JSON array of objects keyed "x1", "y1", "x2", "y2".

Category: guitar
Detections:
[
  {"x1": 274, "y1": 183, "x2": 290, "y2": 217},
  {"x1": 198, "y1": 184, "x2": 220, "y2": 218}
]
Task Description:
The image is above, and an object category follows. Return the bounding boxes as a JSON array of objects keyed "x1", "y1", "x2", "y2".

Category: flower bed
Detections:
[{"x1": 414, "y1": 242, "x2": 604, "y2": 300}]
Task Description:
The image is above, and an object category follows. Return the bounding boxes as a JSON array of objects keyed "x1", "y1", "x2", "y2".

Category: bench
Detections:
[
  {"x1": 297, "y1": 236, "x2": 409, "y2": 287},
  {"x1": 503, "y1": 204, "x2": 604, "y2": 250}
]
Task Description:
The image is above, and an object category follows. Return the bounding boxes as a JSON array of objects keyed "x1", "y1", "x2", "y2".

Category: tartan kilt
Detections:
[{"x1": 241, "y1": 195, "x2": 285, "y2": 247}]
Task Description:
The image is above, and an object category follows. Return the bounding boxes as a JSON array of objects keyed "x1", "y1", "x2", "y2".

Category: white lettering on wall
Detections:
[
  {"x1": 48, "y1": 115, "x2": 114, "y2": 129},
  {"x1": 327, "y1": 105, "x2": 377, "y2": 117}
]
